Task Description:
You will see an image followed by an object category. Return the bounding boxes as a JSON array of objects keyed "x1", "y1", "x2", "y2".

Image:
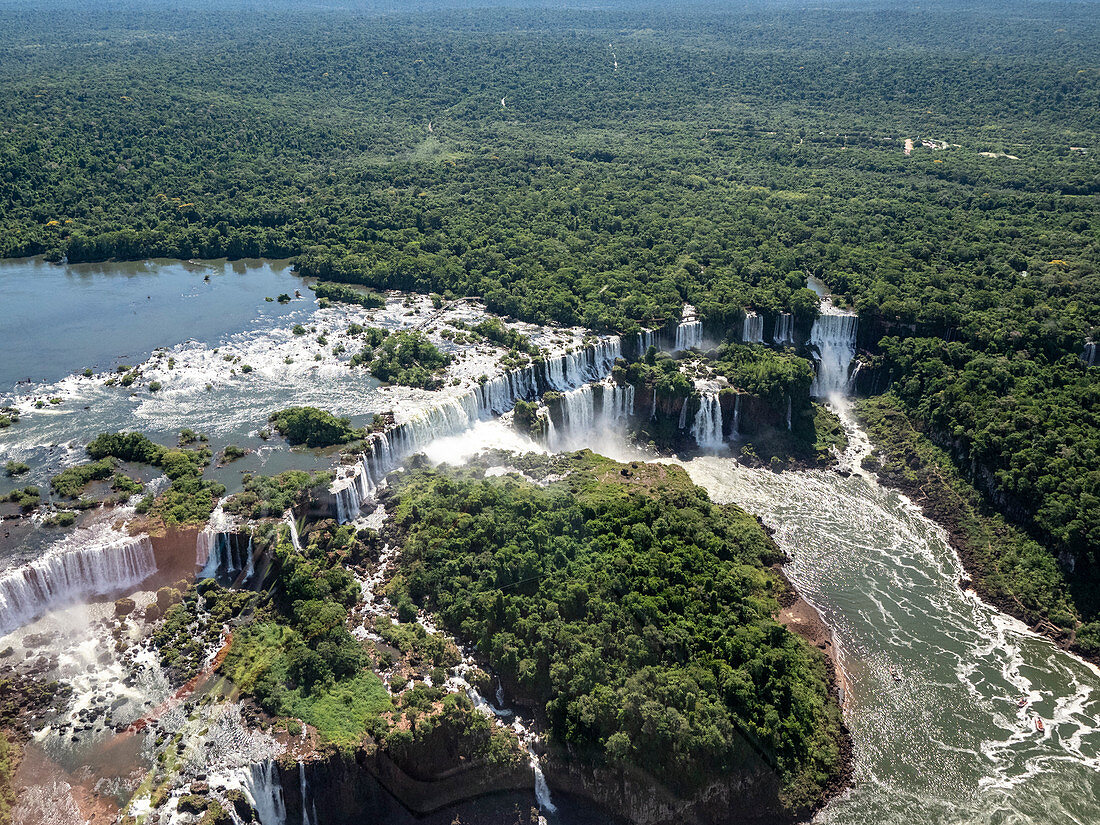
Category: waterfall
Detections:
[
  {"x1": 284, "y1": 512, "x2": 302, "y2": 553},
  {"x1": 742, "y1": 311, "x2": 764, "y2": 344},
  {"x1": 673, "y1": 304, "x2": 703, "y2": 351},
  {"x1": 331, "y1": 338, "x2": 622, "y2": 522},
  {"x1": 197, "y1": 529, "x2": 251, "y2": 583},
  {"x1": 547, "y1": 380, "x2": 635, "y2": 451},
  {"x1": 558, "y1": 385, "x2": 595, "y2": 434},
  {"x1": 674, "y1": 320, "x2": 703, "y2": 351},
  {"x1": 692, "y1": 393, "x2": 725, "y2": 449},
  {"x1": 810, "y1": 310, "x2": 858, "y2": 398},
  {"x1": 786, "y1": 395, "x2": 793, "y2": 431},
  {"x1": 773, "y1": 313, "x2": 794, "y2": 344},
  {"x1": 333, "y1": 453, "x2": 377, "y2": 524},
  {"x1": 531, "y1": 755, "x2": 557, "y2": 815},
  {"x1": 541, "y1": 338, "x2": 621, "y2": 391},
  {"x1": 1084, "y1": 341, "x2": 1097, "y2": 367},
  {"x1": 636, "y1": 329, "x2": 657, "y2": 357},
  {"x1": 298, "y1": 761, "x2": 317, "y2": 825},
  {"x1": 677, "y1": 398, "x2": 689, "y2": 430},
  {"x1": 731, "y1": 393, "x2": 742, "y2": 438},
  {"x1": 242, "y1": 533, "x2": 255, "y2": 583},
  {"x1": 242, "y1": 761, "x2": 287, "y2": 825},
  {"x1": 0, "y1": 527, "x2": 156, "y2": 636}
]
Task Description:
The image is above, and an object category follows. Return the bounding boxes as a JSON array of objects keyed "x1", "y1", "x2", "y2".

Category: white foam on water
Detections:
[{"x1": 0, "y1": 523, "x2": 156, "y2": 637}]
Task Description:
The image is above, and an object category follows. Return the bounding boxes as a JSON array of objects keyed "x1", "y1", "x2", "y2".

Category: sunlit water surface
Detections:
[
  {"x1": 425, "y1": 418, "x2": 1100, "y2": 825},
  {"x1": 3, "y1": 257, "x2": 1099, "y2": 823}
]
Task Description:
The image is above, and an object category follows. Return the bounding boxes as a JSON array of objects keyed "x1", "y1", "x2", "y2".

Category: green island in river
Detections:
[{"x1": 0, "y1": 0, "x2": 1097, "y2": 823}]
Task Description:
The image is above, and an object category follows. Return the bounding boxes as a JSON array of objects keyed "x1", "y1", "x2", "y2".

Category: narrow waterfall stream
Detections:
[{"x1": 773, "y1": 313, "x2": 794, "y2": 345}]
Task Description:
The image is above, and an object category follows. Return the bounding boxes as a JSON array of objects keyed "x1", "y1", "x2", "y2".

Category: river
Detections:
[
  {"x1": 425, "y1": 412, "x2": 1100, "y2": 825},
  {"x1": 680, "y1": 425, "x2": 1100, "y2": 824},
  {"x1": 3, "y1": 258, "x2": 1100, "y2": 823}
]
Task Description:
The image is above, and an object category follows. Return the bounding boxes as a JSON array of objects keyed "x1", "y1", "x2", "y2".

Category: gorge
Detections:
[
  {"x1": 0, "y1": 2, "x2": 1097, "y2": 823},
  {"x1": 0, "y1": 257, "x2": 1094, "y2": 825}
]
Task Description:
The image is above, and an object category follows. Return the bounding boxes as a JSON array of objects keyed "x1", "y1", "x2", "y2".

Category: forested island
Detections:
[{"x1": 0, "y1": 0, "x2": 1098, "y2": 823}]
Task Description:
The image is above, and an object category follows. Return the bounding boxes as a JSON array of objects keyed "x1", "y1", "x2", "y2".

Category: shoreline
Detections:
[
  {"x1": 774, "y1": 569, "x2": 855, "y2": 819},
  {"x1": 852, "y1": 397, "x2": 1099, "y2": 669}
]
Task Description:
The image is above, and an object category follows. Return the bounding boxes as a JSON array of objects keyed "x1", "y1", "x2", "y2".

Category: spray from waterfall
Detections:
[
  {"x1": 810, "y1": 309, "x2": 858, "y2": 398},
  {"x1": 547, "y1": 380, "x2": 635, "y2": 451},
  {"x1": 331, "y1": 338, "x2": 622, "y2": 522},
  {"x1": 0, "y1": 526, "x2": 156, "y2": 636}
]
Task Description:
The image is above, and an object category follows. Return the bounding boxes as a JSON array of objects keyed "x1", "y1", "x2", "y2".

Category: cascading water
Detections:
[
  {"x1": 773, "y1": 313, "x2": 794, "y2": 344},
  {"x1": 1084, "y1": 340, "x2": 1097, "y2": 367},
  {"x1": 809, "y1": 310, "x2": 858, "y2": 398},
  {"x1": 331, "y1": 338, "x2": 622, "y2": 522},
  {"x1": 673, "y1": 304, "x2": 703, "y2": 351},
  {"x1": 196, "y1": 529, "x2": 252, "y2": 584},
  {"x1": 298, "y1": 761, "x2": 317, "y2": 825},
  {"x1": 547, "y1": 380, "x2": 634, "y2": 451},
  {"x1": 636, "y1": 329, "x2": 657, "y2": 358},
  {"x1": 742, "y1": 311, "x2": 764, "y2": 344},
  {"x1": 404, "y1": 385, "x2": 1100, "y2": 825},
  {"x1": 674, "y1": 320, "x2": 703, "y2": 351},
  {"x1": 284, "y1": 512, "x2": 302, "y2": 553},
  {"x1": 0, "y1": 527, "x2": 156, "y2": 636},
  {"x1": 680, "y1": 406, "x2": 1100, "y2": 825},
  {"x1": 531, "y1": 755, "x2": 557, "y2": 815},
  {"x1": 242, "y1": 760, "x2": 287, "y2": 825},
  {"x1": 691, "y1": 393, "x2": 725, "y2": 449},
  {"x1": 731, "y1": 393, "x2": 742, "y2": 438}
]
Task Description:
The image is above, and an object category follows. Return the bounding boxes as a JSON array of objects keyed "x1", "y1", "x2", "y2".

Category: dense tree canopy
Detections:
[
  {"x1": 1, "y1": 0, "x2": 1097, "y2": 654},
  {"x1": 385, "y1": 453, "x2": 844, "y2": 811}
]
